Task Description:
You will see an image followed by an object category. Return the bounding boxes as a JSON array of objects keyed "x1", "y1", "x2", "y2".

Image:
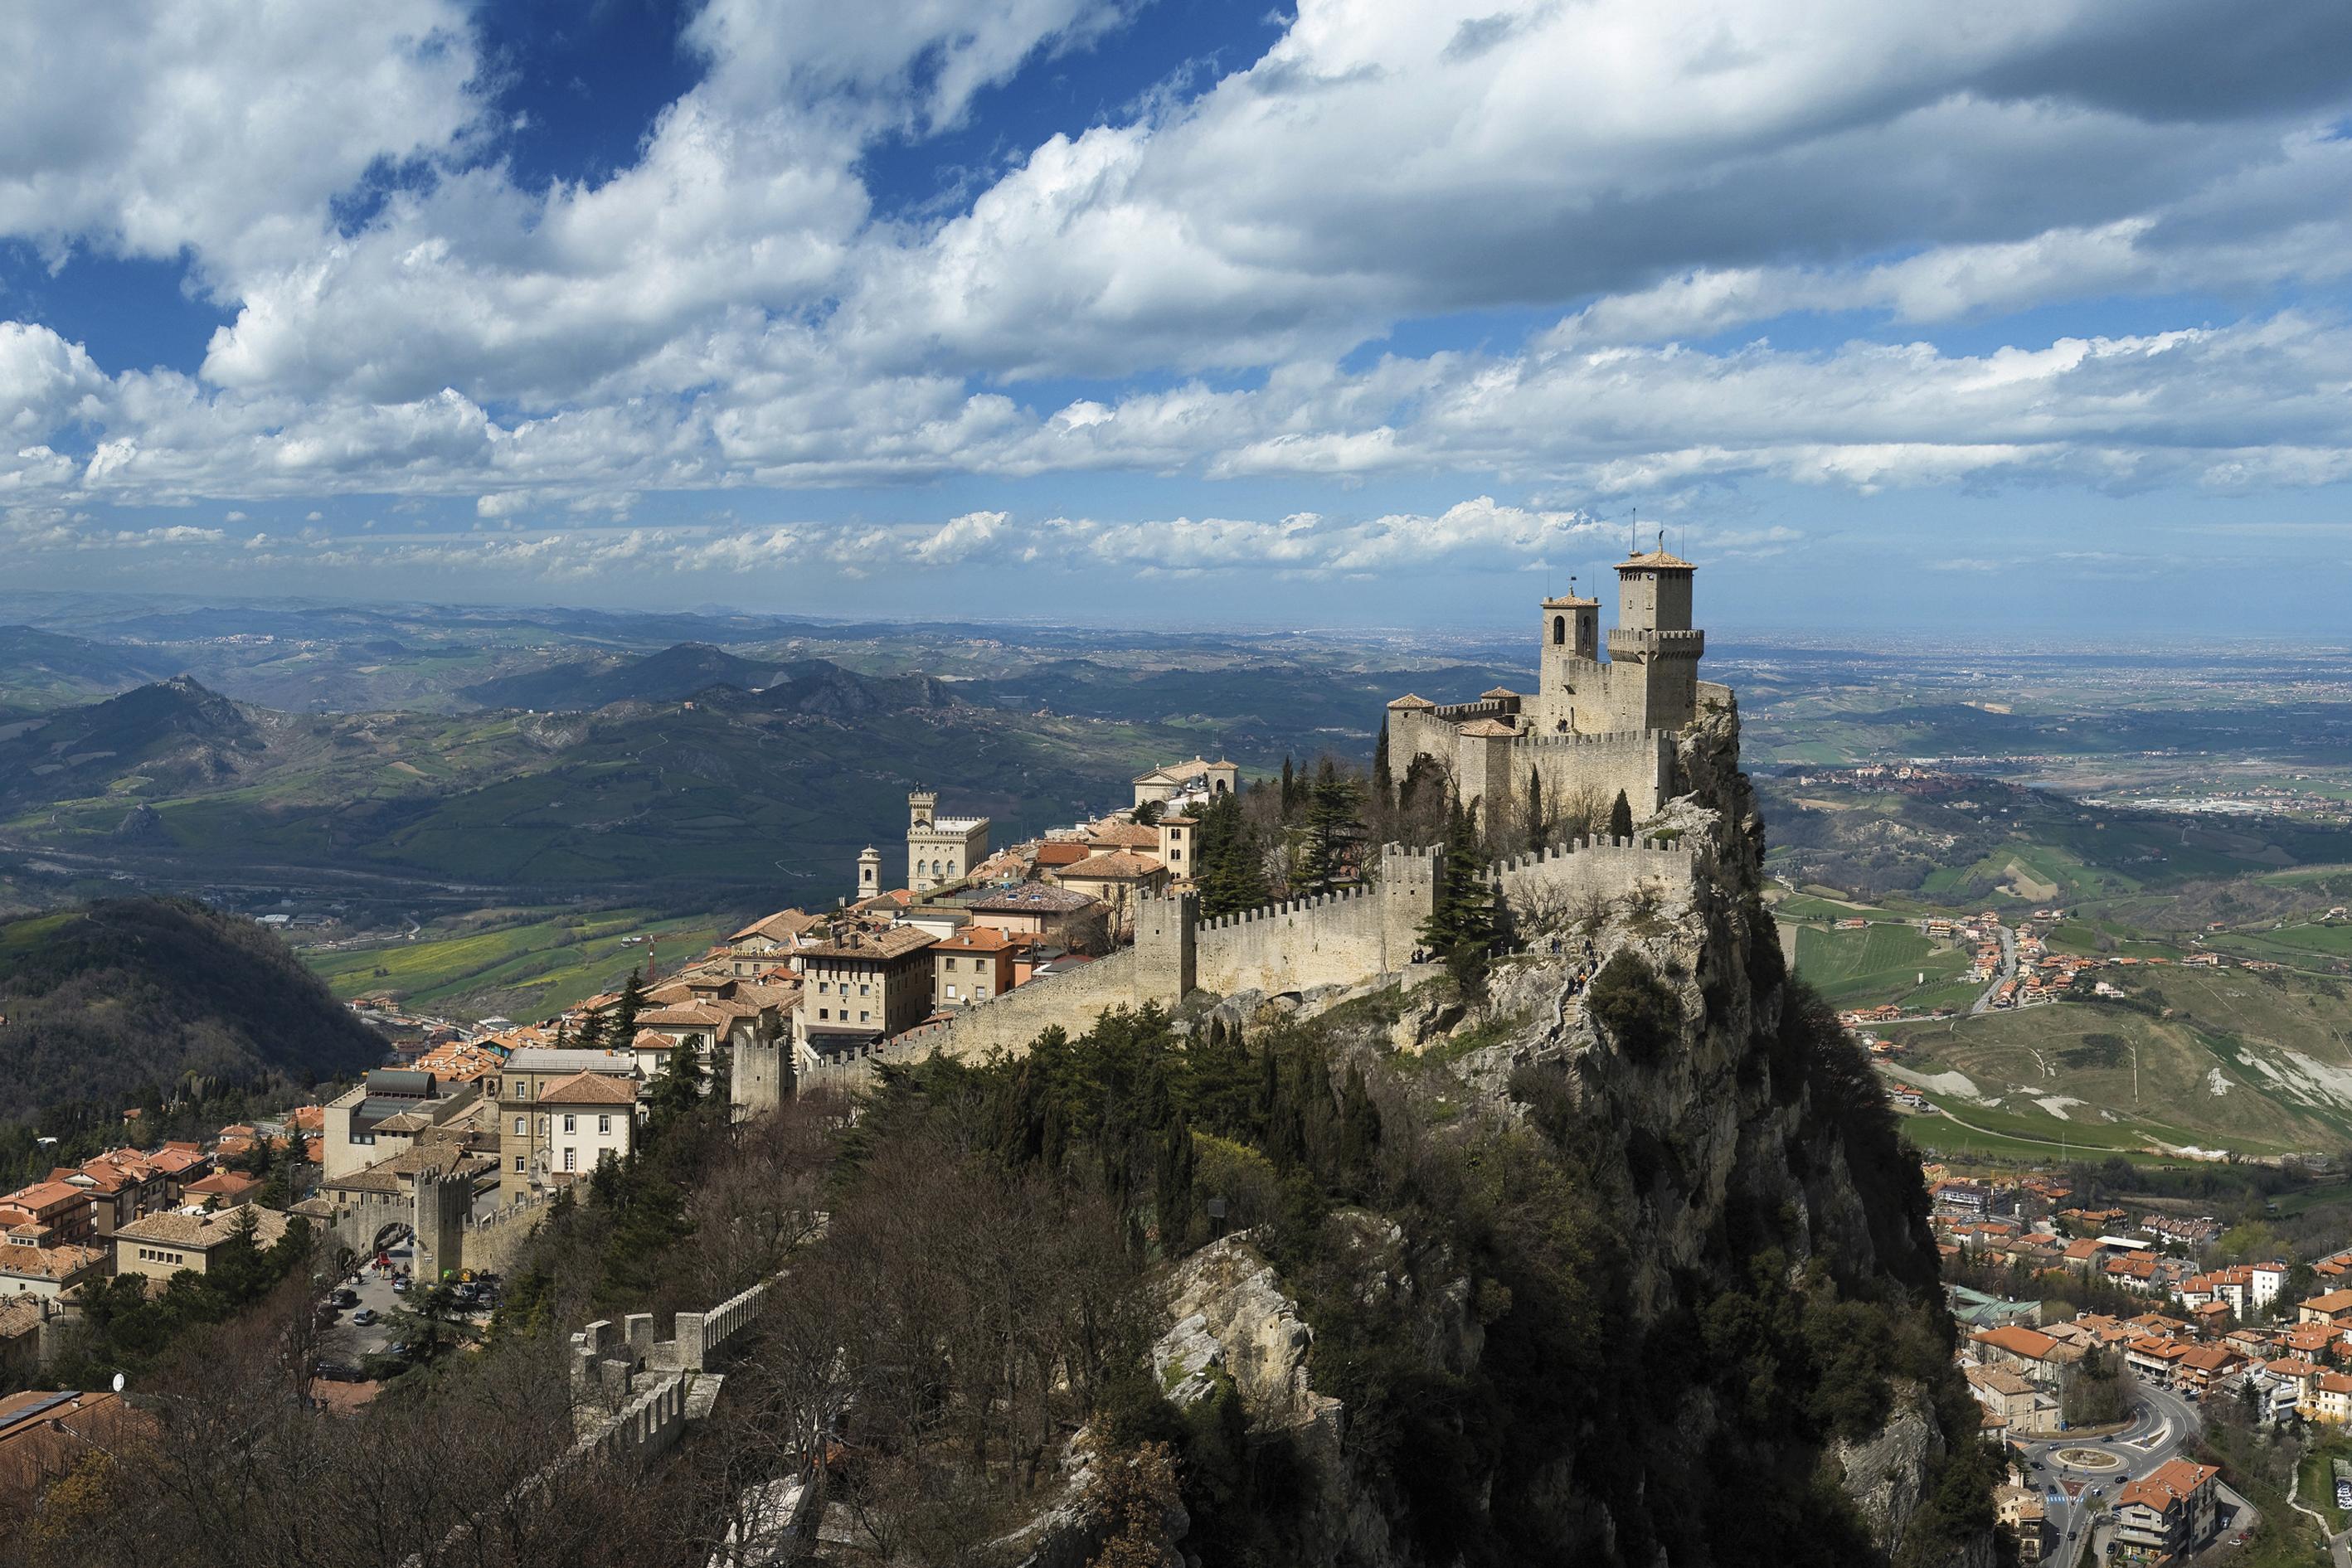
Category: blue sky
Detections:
[{"x1": 5, "y1": 0, "x2": 2352, "y2": 637}]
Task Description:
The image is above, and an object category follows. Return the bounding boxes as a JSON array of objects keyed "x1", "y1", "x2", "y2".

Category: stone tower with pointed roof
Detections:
[{"x1": 1385, "y1": 546, "x2": 1726, "y2": 825}]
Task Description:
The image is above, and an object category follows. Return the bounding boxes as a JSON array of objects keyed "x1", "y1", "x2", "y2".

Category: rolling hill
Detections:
[
  {"x1": 0, "y1": 897, "x2": 386, "y2": 1122},
  {"x1": 0, "y1": 624, "x2": 181, "y2": 717}
]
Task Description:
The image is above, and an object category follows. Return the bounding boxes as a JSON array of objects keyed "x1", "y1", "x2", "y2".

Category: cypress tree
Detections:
[
  {"x1": 1280, "y1": 756, "x2": 1297, "y2": 817},
  {"x1": 1372, "y1": 718, "x2": 1394, "y2": 813},
  {"x1": 1337, "y1": 1061, "x2": 1381, "y2": 1190},
  {"x1": 1155, "y1": 1112, "x2": 1196, "y2": 1248},
  {"x1": 1525, "y1": 767, "x2": 1546, "y2": 852},
  {"x1": 1608, "y1": 789, "x2": 1635, "y2": 841},
  {"x1": 614, "y1": 967, "x2": 645, "y2": 1042}
]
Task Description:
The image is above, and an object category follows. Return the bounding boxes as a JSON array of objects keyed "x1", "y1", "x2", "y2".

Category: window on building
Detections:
[
  {"x1": 563, "y1": 1114, "x2": 576, "y2": 1134},
  {"x1": 537, "y1": 1115, "x2": 549, "y2": 1137},
  {"x1": 513, "y1": 1115, "x2": 526, "y2": 1136},
  {"x1": 1553, "y1": 614, "x2": 1565, "y2": 644},
  {"x1": 976, "y1": 986, "x2": 989, "y2": 999},
  {"x1": 513, "y1": 1155, "x2": 525, "y2": 1173},
  {"x1": 598, "y1": 1114, "x2": 611, "y2": 1134},
  {"x1": 518, "y1": 1082, "x2": 531, "y2": 1100},
  {"x1": 818, "y1": 1007, "x2": 829, "y2": 1020},
  {"x1": 563, "y1": 1148, "x2": 576, "y2": 1172},
  {"x1": 859, "y1": 983, "x2": 871, "y2": 997},
  {"x1": 945, "y1": 985, "x2": 958, "y2": 999},
  {"x1": 859, "y1": 1011, "x2": 870, "y2": 1023}
]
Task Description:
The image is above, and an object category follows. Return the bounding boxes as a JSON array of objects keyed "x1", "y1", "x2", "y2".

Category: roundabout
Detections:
[{"x1": 2050, "y1": 1446, "x2": 2123, "y2": 1473}]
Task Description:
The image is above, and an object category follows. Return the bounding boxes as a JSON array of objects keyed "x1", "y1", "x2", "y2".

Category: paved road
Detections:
[
  {"x1": 2013, "y1": 1381, "x2": 2221, "y2": 1567},
  {"x1": 1970, "y1": 922, "x2": 2018, "y2": 1016}
]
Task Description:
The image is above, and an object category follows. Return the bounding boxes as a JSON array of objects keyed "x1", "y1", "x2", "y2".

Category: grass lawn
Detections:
[{"x1": 1793, "y1": 920, "x2": 1973, "y2": 1009}]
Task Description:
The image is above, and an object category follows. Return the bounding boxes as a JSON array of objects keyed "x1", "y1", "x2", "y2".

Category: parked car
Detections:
[
  {"x1": 333, "y1": 1288, "x2": 359, "y2": 1308},
  {"x1": 391, "y1": 1277, "x2": 410, "y2": 1294},
  {"x1": 313, "y1": 1361, "x2": 367, "y2": 1383},
  {"x1": 352, "y1": 1307, "x2": 378, "y2": 1327}
]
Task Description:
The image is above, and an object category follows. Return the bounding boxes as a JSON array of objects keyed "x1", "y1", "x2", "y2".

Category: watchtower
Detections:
[
  {"x1": 856, "y1": 846, "x2": 881, "y2": 901},
  {"x1": 1606, "y1": 545, "x2": 1704, "y2": 730},
  {"x1": 907, "y1": 790, "x2": 936, "y2": 830}
]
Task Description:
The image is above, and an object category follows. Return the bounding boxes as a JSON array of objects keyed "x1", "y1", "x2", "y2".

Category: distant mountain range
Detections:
[{"x1": 0, "y1": 663, "x2": 1193, "y2": 897}]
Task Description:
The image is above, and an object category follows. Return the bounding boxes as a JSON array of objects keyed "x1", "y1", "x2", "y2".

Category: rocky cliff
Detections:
[{"x1": 1148, "y1": 696, "x2": 1995, "y2": 1567}]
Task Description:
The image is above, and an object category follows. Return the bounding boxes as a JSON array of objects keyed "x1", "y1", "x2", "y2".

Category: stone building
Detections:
[
  {"x1": 906, "y1": 791, "x2": 989, "y2": 894},
  {"x1": 795, "y1": 924, "x2": 938, "y2": 1061},
  {"x1": 1386, "y1": 546, "x2": 1728, "y2": 826},
  {"x1": 501, "y1": 1071, "x2": 636, "y2": 1201},
  {"x1": 110, "y1": 1204, "x2": 293, "y2": 1284},
  {"x1": 1132, "y1": 757, "x2": 1240, "y2": 808}
]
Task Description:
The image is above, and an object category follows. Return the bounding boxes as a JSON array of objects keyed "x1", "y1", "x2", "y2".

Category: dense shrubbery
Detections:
[{"x1": 1587, "y1": 950, "x2": 1682, "y2": 1061}]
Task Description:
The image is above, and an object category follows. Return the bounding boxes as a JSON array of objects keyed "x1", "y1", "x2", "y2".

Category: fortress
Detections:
[
  {"x1": 1386, "y1": 546, "x2": 1728, "y2": 824},
  {"x1": 746, "y1": 546, "x2": 1733, "y2": 1096}
]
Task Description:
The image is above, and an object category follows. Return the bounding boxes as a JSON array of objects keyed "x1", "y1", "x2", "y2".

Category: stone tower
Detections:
[
  {"x1": 1535, "y1": 586, "x2": 1601, "y2": 732},
  {"x1": 856, "y1": 847, "x2": 881, "y2": 902},
  {"x1": 906, "y1": 790, "x2": 991, "y2": 894},
  {"x1": 1606, "y1": 546, "x2": 1703, "y2": 731}
]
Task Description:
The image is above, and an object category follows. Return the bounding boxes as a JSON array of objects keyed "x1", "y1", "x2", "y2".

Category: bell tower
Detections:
[{"x1": 1536, "y1": 583, "x2": 1601, "y2": 732}]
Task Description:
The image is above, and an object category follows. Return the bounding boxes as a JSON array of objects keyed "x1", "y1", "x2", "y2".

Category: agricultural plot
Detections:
[
  {"x1": 305, "y1": 908, "x2": 726, "y2": 1021},
  {"x1": 1791, "y1": 921, "x2": 1973, "y2": 1009}
]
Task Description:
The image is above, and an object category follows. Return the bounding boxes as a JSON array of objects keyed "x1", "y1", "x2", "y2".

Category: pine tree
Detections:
[
  {"x1": 1419, "y1": 799, "x2": 1501, "y2": 993},
  {"x1": 1371, "y1": 718, "x2": 1394, "y2": 814},
  {"x1": 1196, "y1": 791, "x2": 1270, "y2": 917},
  {"x1": 1608, "y1": 789, "x2": 1635, "y2": 842},
  {"x1": 1295, "y1": 762, "x2": 1363, "y2": 896},
  {"x1": 1524, "y1": 767, "x2": 1546, "y2": 852},
  {"x1": 1280, "y1": 756, "x2": 1297, "y2": 817},
  {"x1": 573, "y1": 1008, "x2": 606, "y2": 1054}
]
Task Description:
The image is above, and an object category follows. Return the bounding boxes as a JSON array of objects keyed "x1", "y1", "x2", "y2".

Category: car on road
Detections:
[
  {"x1": 391, "y1": 1277, "x2": 410, "y2": 1294},
  {"x1": 313, "y1": 1361, "x2": 367, "y2": 1383},
  {"x1": 352, "y1": 1307, "x2": 378, "y2": 1326}
]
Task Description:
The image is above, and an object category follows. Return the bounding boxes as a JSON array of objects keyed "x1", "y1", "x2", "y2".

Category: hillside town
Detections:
[{"x1": 0, "y1": 755, "x2": 1256, "y2": 1421}]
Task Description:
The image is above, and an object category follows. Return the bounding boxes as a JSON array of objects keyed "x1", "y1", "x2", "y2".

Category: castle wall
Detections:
[
  {"x1": 1193, "y1": 846, "x2": 1440, "y2": 997},
  {"x1": 1489, "y1": 836, "x2": 1697, "y2": 919}
]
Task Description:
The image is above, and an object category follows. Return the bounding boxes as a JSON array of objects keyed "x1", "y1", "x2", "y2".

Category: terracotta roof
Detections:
[
  {"x1": 1541, "y1": 592, "x2": 1599, "y2": 608},
  {"x1": 968, "y1": 884, "x2": 1099, "y2": 915},
  {"x1": 1035, "y1": 842, "x2": 1092, "y2": 867},
  {"x1": 804, "y1": 925, "x2": 936, "y2": 962},
  {"x1": 2116, "y1": 1459, "x2": 2215, "y2": 1515},
  {"x1": 1616, "y1": 547, "x2": 1697, "y2": 571},
  {"x1": 729, "y1": 910, "x2": 820, "y2": 944},
  {"x1": 935, "y1": 926, "x2": 1017, "y2": 954},
  {"x1": 638, "y1": 1002, "x2": 736, "y2": 1028},
  {"x1": 1480, "y1": 687, "x2": 1519, "y2": 700},
  {"x1": 113, "y1": 1203, "x2": 291, "y2": 1252},
  {"x1": 1973, "y1": 1325, "x2": 2059, "y2": 1361},
  {"x1": 1455, "y1": 717, "x2": 1516, "y2": 737},
  {"x1": 2306, "y1": 1289, "x2": 2352, "y2": 1313},
  {"x1": 1385, "y1": 693, "x2": 1436, "y2": 710},
  {"x1": 0, "y1": 1242, "x2": 104, "y2": 1282},
  {"x1": 535, "y1": 1071, "x2": 639, "y2": 1107},
  {"x1": 182, "y1": 1170, "x2": 259, "y2": 1198},
  {"x1": 1087, "y1": 822, "x2": 1163, "y2": 850},
  {"x1": 1058, "y1": 851, "x2": 1165, "y2": 881}
]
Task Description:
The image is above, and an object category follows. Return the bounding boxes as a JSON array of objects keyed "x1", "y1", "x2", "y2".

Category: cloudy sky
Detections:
[{"x1": 6, "y1": 0, "x2": 2352, "y2": 635}]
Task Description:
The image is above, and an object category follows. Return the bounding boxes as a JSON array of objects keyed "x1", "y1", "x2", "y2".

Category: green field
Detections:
[
  {"x1": 304, "y1": 907, "x2": 726, "y2": 1022},
  {"x1": 1791, "y1": 920, "x2": 1975, "y2": 1010}
]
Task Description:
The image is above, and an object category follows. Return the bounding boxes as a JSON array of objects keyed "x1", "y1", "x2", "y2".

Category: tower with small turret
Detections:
[{"x1": 906, "y1": 789, "x2": 990, "y2": 893}]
